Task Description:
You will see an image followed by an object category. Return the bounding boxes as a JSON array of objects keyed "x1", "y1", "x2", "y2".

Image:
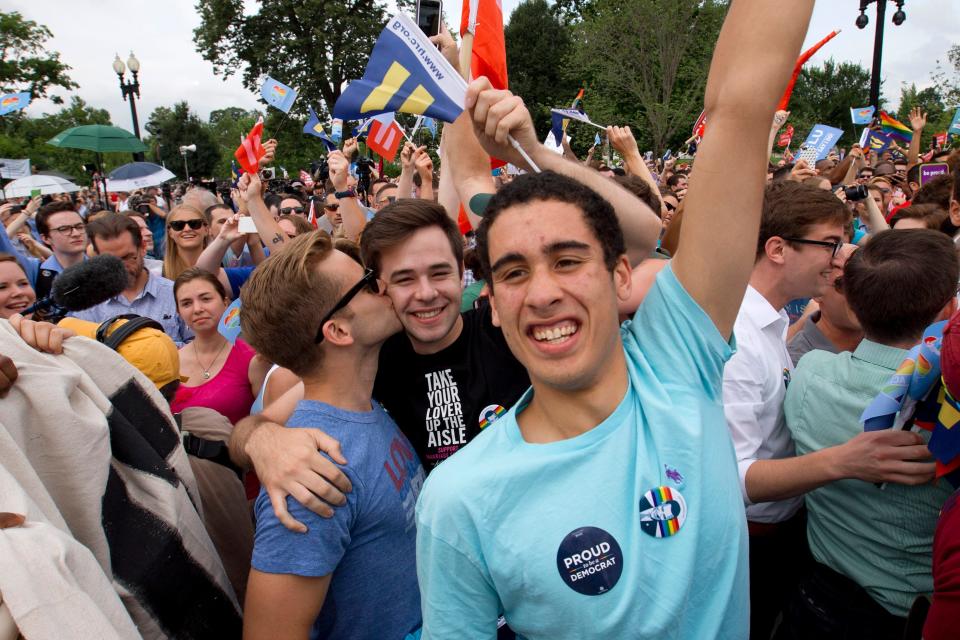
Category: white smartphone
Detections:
[{"x1": 238, "y1": 217, "x2": 257, "y2": 234}]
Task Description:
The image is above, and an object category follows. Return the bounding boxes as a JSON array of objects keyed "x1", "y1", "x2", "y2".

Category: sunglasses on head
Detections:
[
  {"x1": 169, "y1": 219, "x2": 205, "y2": 231},
  {"x1": 280, "y1": 206, "x2": 305, "y2": 214},
  {"x1": 325, "y1": 203, "x2": 340, "y2": 211}
]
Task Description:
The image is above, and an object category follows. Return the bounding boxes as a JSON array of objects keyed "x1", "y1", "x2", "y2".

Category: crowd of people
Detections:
[{"x1": 2, "y1": 1, "x2": 960, "y2": 638}]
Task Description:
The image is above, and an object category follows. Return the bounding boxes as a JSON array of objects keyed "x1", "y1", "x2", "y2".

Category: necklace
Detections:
[{"x1": 194, "y1": 339, "x2": 228, "y2": 380}]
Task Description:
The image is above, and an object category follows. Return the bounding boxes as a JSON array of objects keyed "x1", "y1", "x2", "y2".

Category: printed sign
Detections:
[
  {"x1": 556, "y1": 526, "x2": 624, "y2": 596},
  {"x1": 795, "y1": 124, "x2": 844, "y2": 164},
  {"x1": 920, "y1": 163, "x2": 950, "y2": 187}
]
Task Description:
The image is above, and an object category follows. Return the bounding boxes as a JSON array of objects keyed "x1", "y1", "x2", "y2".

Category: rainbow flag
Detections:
[{"x1": 879, "y1": 111, "x2": 913, "y2": 143}]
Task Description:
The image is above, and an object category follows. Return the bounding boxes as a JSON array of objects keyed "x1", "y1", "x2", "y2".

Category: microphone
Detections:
[{"x1": 24, "y1": 254, "x2": 129, "y2": 315}]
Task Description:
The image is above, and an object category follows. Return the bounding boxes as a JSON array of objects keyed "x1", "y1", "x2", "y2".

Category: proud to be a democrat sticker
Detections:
[{"x1": 555, "y1": 526, "x2": 624, "y2": 596}]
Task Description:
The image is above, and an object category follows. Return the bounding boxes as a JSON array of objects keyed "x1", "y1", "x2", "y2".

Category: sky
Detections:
[{"x1": 9, "y1": 0, "x2": 960, "y2": 131}]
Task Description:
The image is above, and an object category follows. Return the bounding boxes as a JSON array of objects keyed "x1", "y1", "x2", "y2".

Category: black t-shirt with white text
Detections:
[{"x1": 374, "y1": 300, "x2": 530, "y2": 471}]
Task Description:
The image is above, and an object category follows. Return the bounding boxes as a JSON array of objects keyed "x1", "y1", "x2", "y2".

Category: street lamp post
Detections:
[
  {"x1": 856, "y1": 0, "x2": 907, "y2": 111},
  {"x1": 113, "y1": 52, "x2": 145, "y2": 162}
]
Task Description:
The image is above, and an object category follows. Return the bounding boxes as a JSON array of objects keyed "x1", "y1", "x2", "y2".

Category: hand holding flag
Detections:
[
  {"x1": 465, "y1": 77, "x2": 542, "y2": 173},
  {"x1": 235, "y1": 117, "x2": 266, "y2": 175}
]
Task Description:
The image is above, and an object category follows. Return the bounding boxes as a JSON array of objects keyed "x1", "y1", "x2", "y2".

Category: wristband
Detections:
[{"x1": 334, "y1": 189, "x2": 356, "y2": 199}]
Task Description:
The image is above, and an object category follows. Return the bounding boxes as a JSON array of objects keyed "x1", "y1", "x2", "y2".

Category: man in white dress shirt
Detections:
[{"x1": 722, "y1": 180, "x2": 929, "y2": 638}]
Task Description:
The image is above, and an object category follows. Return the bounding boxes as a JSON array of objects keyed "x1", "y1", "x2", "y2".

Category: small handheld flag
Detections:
[
  {"x1": 304, "y1": 107, "x2": 338, "y2": 152},
  {"x1": 879, "y1": 111, "x2": 913, "y2": 143},
  {"x1": 260, "y1": 77, "x2": 298, "y2": 113},
  {"x1": 367, "y1": 115, "x2": 404, "y2": 162},
  {"x1": 850, "y1": 106, "x2": 875, "y2": 125},
  {"x1": 235, "y1": 117, "x2": 266, "y2": 175},
  {"x1": 334, "y1": 14, "x2": 467, "y2": 123},
  {"x1": 550, "y1": 108, "x2": 604, "y2": 145},
  {"x1": 331, "y1": 118, "x2": 344, "y2": 143},
  {"x1": 859, "y1": 128, "x2": 894, "y2": 154},
  {"x1": 594, "y1": 132, "x2": 602, "y2": 147},
  {"x1": 0, "y1": 91, "x2": 31, "y2": 116}
]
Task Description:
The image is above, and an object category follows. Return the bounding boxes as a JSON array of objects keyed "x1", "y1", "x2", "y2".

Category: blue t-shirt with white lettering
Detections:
[
  {"x1": 252, "y1": 399, "x2": 425, "y2": 640},
  {"x1": 415, "y1": 265, "x2": 749, "y2": 639}
]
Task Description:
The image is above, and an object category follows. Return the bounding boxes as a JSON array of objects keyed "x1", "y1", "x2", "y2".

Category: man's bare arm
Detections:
[{"x1": 672, "y1": 0, "x2": 815, "y2": 339}]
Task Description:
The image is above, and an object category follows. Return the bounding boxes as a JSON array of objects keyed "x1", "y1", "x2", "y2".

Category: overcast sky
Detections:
[{"x1": 10, "y1": 0, "x2": 959, "y2": 129}]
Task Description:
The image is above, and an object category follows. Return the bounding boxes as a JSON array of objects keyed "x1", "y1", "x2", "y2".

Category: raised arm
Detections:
[
  {"x1": 672, "y1": 0, "x2": 815, "y2": 339},
  {"x1": 464, "y1": 78, "x2": 662, "y2": 265},
  {"x1": 327, "y1": 148, "x2": 366, "y2": 241},
  {"x1": 609, "y1": 125, "x2": 665, "y2": 216},
  {"x1": 906, "y1": 107, "x2": 926, "y2": 170}
]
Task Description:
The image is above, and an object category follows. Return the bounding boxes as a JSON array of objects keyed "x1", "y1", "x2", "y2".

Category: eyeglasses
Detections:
[
  {"x1": 324, "y1": 203, "x2": 340, "y2": 212},
  {"x1": 781, "y1": 236, "x2": 843, "y2": 258},
  {"x1": 280, "y1": 206, "x2": 305, "y2": 214},
  {"x1": 169, "y1": 219, "x2": 206, "y2": 231},
  {"x1": 51, "y1": 223, "x2": 86, "y2": 235},
  {"x1": 315, "y1": 269, "x2": 380, "y2": 343},
  {"x1": 377, "y1": 196, "x2": 397, "y2": 206},
  {"x1": 663, "y1": 202, "x2": 676, "y2": 212}
]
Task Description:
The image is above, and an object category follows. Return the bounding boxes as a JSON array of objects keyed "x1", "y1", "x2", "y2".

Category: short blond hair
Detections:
[{"x1": 239, "y1": 231, "x2": 340, "y2": 376}]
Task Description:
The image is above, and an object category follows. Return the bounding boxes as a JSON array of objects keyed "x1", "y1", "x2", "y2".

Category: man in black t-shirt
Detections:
[{"x1": 364, "y1": 200, "x2": 530, "y2": 469}]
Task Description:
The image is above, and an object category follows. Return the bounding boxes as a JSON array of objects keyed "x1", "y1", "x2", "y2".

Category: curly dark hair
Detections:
[{"x1": 476, "y1": 171, "x2": 625, "y2": 289}]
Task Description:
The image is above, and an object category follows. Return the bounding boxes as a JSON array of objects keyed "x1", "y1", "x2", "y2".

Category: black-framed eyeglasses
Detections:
[
  {"x1": 781, "y1": 236, "x2": 843, "y2": 258},
  {"x1": 280, "y1": 206, "x2": 305, "y2": 214},
  {"x1": 315, "y1": 269, "x2": 380, "y2": 343},
  {"x1": 51, "y1": 223, "x2": 86, "y2": 235},
  {"x1": 169, "y1": 218, "x2": 205, "y2": 231}
]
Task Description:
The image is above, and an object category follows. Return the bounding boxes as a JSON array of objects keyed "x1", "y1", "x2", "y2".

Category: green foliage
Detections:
[
  {"x1": 505, "y1": 0, "x2": 579, "y2": 138},
  {"x1": 931, "y1": 44, "x2": 960, "y2": 108},
  {"x1": 144, "y1": 102, "x2": 221, "y2": 179},
  {"x1": 0, "y1": 11, "x2": 77, "y2": 103},
  {"x1": 895, "y1": 83, "x2": 948, "y2": 150},
  {"x1": 193, "y1": 0, "x2": 389, "y2": 119},
  {"x1": 0, "y1": 98, "x2": 132, "y2": 182},
  {"x1": 784, "y1": 59, "x2": 873, "y2": 148},
  {"x1": 566, "y1": 0, "x2": 727, "y2": 155}
]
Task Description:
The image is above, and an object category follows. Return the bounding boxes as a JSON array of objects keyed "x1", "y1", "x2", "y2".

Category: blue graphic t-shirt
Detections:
[
  {"x1": 415, "y1": 265, "x2": 749, "y2": 639},
  {"x1": 252, "y1": 399, "x2": 425, "y2": 640}
]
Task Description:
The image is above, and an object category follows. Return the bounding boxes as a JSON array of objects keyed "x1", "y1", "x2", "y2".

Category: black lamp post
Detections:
[
  {"x1": 113, "y1": 51, "x2": 145, "y2": 162},
  {"x1": 856, "y1": 0, "x2": 907, "y2": 111}
]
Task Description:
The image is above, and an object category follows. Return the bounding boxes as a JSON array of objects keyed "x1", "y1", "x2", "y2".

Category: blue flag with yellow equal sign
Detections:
[
  {"x1": 333, "y1": 13, "x2": 466, "y2": 123},
  {"x1": 303, "y1": 107, "x2": 338, "y2": 152},
  {"x1": 0, "y1": 91, "x2": 31, "y2": 116},
  {"x1": 260, "y1": 76, "x2": 298, "y2": 113}
]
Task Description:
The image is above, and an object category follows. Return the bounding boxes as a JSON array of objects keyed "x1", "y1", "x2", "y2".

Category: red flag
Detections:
[
  {"x1": 235, "y1": 117, "x2": 266, "y2": 175},
  {"x1": 692, "y1": 110, "x2": 706, "y2": 139},
  {"x1": 306, "y1": 199, "x2": 319, "y2": 229},
  {"x1": 367, "y1": 118, "x2": 404, "y2": 162},
  {"x1": 777, "y1": 30, "x2": 840, "y2": 111},
  {"x1": 778, "y1": 124, "x2": 794, "y2": 148},
  {"x1": 457, "y1": 203, "x2": 473, "y2": 235},
  {"x1": 461, "y1": 0, "x2": 508, "y2": 91}
]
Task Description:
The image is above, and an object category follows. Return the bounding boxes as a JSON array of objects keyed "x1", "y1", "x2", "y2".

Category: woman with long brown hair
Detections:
[{"x1": 163, "y1": 205, "x2": 210, "y2": 281}]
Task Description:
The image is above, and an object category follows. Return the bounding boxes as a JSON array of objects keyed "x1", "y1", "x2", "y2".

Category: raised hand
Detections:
[
  {"x1": 909, "y1": 107, "x2": 927, "y2": 133},
  {"x1": 464, "y1": 77, "x2": 539, "y2": 171}
]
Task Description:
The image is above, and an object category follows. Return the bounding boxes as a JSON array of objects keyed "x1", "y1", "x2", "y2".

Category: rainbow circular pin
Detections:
[
  {"x1": 478, "y1": 404, "x2": 506, "y2": 429},
  {"x1": 639, "y1": 486, "x2": 687, "y2": 538}
]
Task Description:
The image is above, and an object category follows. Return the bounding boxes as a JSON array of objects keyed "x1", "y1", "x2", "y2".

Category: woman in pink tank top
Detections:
[{"x1": 171, "y1": 268, "x2": 270, "y2": 424}]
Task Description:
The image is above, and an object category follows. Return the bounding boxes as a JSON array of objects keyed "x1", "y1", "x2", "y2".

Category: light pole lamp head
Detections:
[
  {"x1": 892, "y1": 1, "x2": 906, "y2": 25},
  {"x1": 112, "y1": 54, "x2": 126, "y2": 77},
  {"x1": 127, "y1": 52, "x2": 140, "y2": 74}
]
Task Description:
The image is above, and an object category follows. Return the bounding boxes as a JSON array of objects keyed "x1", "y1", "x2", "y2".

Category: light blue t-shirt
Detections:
[
  {"x1": 415, "y1": 265, "x2": 748, "y2": 639},
  {"x1": 252, "y1": 399, "x2": 425, "y2": 640}
]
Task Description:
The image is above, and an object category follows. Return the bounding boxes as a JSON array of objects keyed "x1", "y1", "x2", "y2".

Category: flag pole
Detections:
[
  {"x1": 460, "y1": 29, "x2": 539, "y2": 173},
  {"x1": 268, "y1": 93, "x2": 298, "y2": 141}
]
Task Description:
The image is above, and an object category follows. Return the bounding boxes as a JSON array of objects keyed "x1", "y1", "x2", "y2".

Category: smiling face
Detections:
[
  {"x1": 781, "y1": 221, "x2": 845, "y2": 299},
  {"x1": 484, "y1": 200, "x2": 631, "y2": 392},
  {"x1": 378, "y1": 225, "x2": 464, "y2": 354},
  {"x1": 176, "y1": 277, "x2": 229, "y2": 334},
  {"x1": 0, "y1": 260, "x2": 36, "y2": 318},
  {"x1": 168, "y1": 209, "x2": 207, "y2": 250}
]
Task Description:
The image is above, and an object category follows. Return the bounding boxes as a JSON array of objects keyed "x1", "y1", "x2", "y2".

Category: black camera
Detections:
[
  {"x1": 843, "y1": 184, "x2": 869, "y2": 202},
  {"x1": 312, "y1": 158, "x2": 330, "y2": 184}
]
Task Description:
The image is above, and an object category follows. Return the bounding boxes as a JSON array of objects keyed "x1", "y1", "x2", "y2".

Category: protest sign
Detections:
[
  {"x1": 920, "y1": 163, "x2": 950, "y2": 187},
  {"x1": 794, "y1": 124, "x2": 844, "y2": 164}
]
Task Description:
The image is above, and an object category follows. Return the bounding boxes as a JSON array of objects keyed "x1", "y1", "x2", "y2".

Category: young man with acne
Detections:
[{"x1": 411, "y1": 1, "x2": 816, "y2": 637}]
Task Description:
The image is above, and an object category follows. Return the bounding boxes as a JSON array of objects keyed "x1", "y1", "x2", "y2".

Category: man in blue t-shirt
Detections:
[
  {"x1": 237, "y1": 231, "x2": 423, "y2": 640},
  {"x1": 413, "y1": 2, "x2": 815, "y2": 637}
]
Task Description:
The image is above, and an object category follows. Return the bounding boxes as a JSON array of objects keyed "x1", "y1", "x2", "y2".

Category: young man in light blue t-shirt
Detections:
[
  {"x1": 238, "y1": 232, "x2": 424, "y2": 640},
  {"x1": 414, "y1": 2, "x2": 816, "y2": 638}
]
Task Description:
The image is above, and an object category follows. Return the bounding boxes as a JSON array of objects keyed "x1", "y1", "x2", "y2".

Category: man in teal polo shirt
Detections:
[
  {"x1": 781, "y1": 229, "x2": 957, "y2": 638},
  {"x1": 414, "y1": 1, "x2": 817, "y2": 637}
]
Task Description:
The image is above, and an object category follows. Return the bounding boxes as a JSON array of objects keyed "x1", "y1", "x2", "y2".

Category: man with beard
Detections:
[{"x1": 71, "y1": 214, "x2": 190, "y2": 344}]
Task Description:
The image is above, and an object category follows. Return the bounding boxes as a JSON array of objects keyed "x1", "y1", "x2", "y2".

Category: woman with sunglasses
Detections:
[
  {"x1": 171, "y1": 267, "x2": 270, "y2": 426},
  {"x1": 164, "y1": 205, "x2": 210, "y2": 281}
]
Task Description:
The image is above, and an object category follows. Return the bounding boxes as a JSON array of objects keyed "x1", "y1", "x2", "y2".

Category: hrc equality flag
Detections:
[
  {"x1": 879, "y1": 111, "x2": 913, "y2": 143},
  {"x1": 260, "y1": 76, "x2": 298, "y2": 113},
  {"x1": 859, "y1": 128, "x2": 894, "y2": 154},
  {"x1": 333, "y1": 13, "x2": 466, "y2": 124},
  {"x1": 235, "y1": 117, "x2": 266, "y2": 175},
  {"x1": 0, "y1": 91, "x2": 31, "y2": 116},
  {"x1": 304, "y1": 107, "x2": 338, "y2": 152},
  {"x1": 551, "y1": 108, "x2": 599, "y2": 145},
  {"x1": 850, "y1": 105, "x2": 875, "y2": 125}
]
